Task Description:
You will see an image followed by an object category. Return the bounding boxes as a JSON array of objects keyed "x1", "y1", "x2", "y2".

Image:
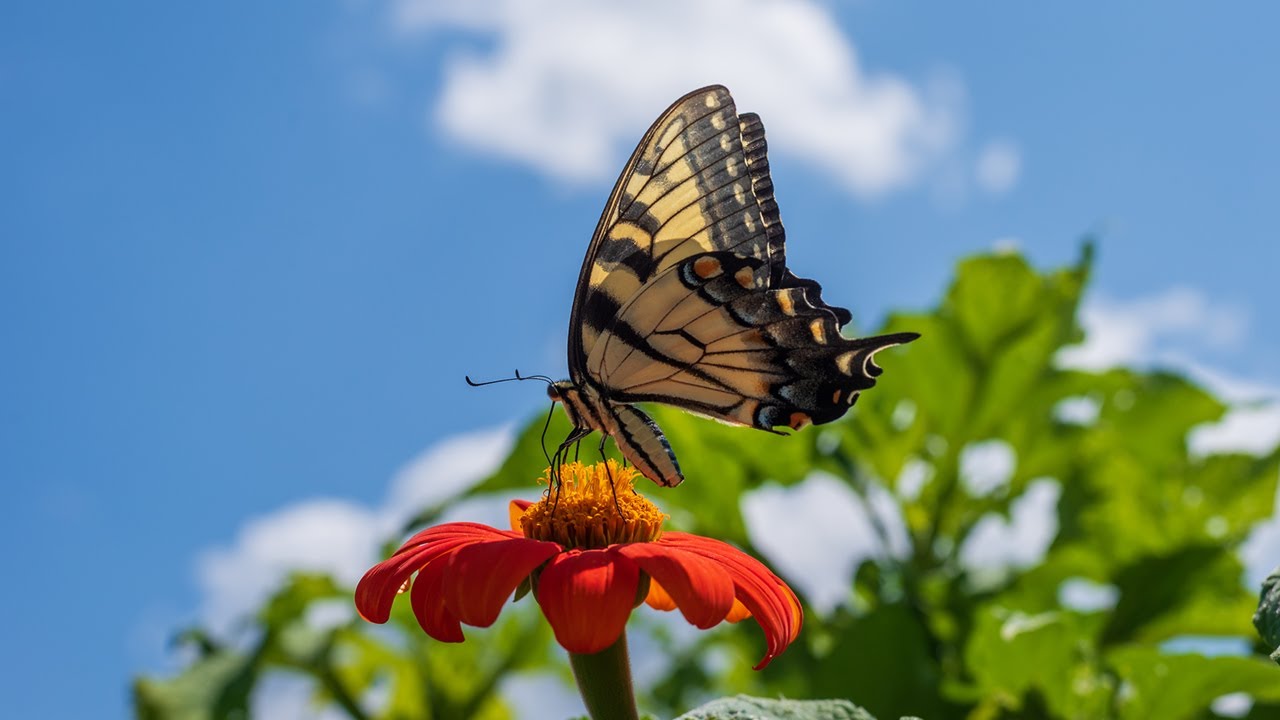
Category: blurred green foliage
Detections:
[{"x1": 135, "y1": 249, "x2": 1280, "y2": 719}]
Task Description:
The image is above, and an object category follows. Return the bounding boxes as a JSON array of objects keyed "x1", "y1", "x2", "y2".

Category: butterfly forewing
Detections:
[{"x1": 570, "y1": 86, "x2": 785, "y2": 372}]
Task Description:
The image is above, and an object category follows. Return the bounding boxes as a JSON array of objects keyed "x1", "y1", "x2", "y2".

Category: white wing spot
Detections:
[
  {"x1": 743, "y1": 212, "x2": 758, "y2": 232},
  {"x1": 733, "y1": 183, "x2": 747, "y2": 206},
  {"x1": 711, "y1": 112, "x2": 727, "y2": 131},
  {"x1": 719, "y1": 135, "x2": 733, "y2": 153},
  {"x1": 704, "y1": 94, "x2": 720, "y2": 108},
  {"x1": 726, "y1": 157, "x2": 741, "y2": 177}
]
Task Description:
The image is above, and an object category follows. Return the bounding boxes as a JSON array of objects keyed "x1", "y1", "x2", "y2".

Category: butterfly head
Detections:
[
  {"x1": 547, "y1": 380, "x2": 578, "y2": 406},
  {"x1": 548, "y1": 380, "x2": 595, "y2": 430}
]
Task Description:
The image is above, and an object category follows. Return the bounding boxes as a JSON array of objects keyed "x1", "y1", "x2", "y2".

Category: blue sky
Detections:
[{"x1": 4, "y1": 2, "x2": 1279, "y2": 717}]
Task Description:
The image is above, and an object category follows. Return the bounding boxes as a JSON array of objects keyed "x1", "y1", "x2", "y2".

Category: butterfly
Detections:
[{"x1": 546, "y1": 85, "x2": 918, "y2": 487}]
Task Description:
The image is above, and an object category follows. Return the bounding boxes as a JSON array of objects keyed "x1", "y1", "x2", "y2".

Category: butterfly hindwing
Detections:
[{"x1": 590, "y1": 251, "x2": 915, "y2": 432}]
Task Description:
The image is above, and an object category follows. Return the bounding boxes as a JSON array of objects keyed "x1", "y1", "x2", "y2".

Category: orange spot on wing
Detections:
[
  {"x1": 788, "y1": 412, "x2": 811, "y2": 430},
  {"x1": 693, "y1": 256, "x2": 722, "y2": 279},
  {"x1": 809, "y1": 319, "x2": 826, "y2": 344},
  {"x1": 776, "y1": 291, "x2": 795, "y2": 316}
]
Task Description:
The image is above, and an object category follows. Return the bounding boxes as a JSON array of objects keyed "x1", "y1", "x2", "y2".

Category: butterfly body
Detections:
[{"x1": 552, "y1": 85, "x2": 918, "y2": 487}]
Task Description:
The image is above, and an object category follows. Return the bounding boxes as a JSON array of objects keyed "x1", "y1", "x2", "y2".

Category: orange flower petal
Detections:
[
  {"x1": 656, "y1": 532, "x2": 802, "y2": 669},
  {"x1": 508, "y1": 499, "x2": 533, "y2": 532},
  {"x1": 725, "y1": 598, "x2": 752, "y2": 623},
  {"x1": 410, "y1": 557, "x2": 464, "y2": 642},
  {"x1": 645, "y1": 578, "x2": 677, "y2": 611},
  {"x1": 536, "y1": 549, "x2": 640, "y2": 654},
  {"x1": 618, "y1": 543, "x2": 734, "y2": 629},
  {"x1": 443, "y1": 538, "x2": 561, "y2": 628},
  {"x1": 356, "y1": 523, "x2": 518, "y2": 623}
]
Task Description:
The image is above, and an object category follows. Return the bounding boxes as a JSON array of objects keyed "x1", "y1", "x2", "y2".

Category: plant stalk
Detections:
[{"x1": 568, "y1": 633, "x2": 639, "y2": 720}]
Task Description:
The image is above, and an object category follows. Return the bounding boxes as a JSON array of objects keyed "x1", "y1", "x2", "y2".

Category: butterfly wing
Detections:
[{"x1": 563, "y1": 85, "x2": 915, "y2": 482}]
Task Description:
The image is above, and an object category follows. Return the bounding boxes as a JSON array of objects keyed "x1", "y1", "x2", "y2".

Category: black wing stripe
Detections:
[
  {"x1": 623, "y1": 126, "x2": 733, "y2": 217},
  {"x1": 581, "y1": 288, "x2": 623, "y2": 336},
  {"x1": 627, "y1": 152, "x2": 763, "y2": 254},
  {"x1": 599, "y1": 313, "x2": 741, "y2": 395}
]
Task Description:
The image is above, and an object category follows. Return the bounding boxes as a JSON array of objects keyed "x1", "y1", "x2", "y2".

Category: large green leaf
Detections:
[
  {"x1": 1107, "y1": 645, "x2": 1280, "y2": 719},
  {"x1": 807, "y1": 603, "x2": 951, "y2": 719},
  {"x1": 1102, "y1": 546, "x2": 1253, "y2": 645},
  {"x1": 962, "y1": 605, "x2": 1113, "y2": 718}
]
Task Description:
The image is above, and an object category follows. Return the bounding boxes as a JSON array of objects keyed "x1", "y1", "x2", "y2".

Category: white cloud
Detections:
[
  {"x1": 742, "y1": 472, "x2": 908, "y2": 614},
  {"x1": 392, "y1": 0, "x2": 959, "y2": 197},
  {"x1": 1243, "y1": 490, "x2": 1280, "y2": 588},
  {"x1": 1056, "y1": 288, "x2": 1280, "y2": 456},
  {"x1": 1211, "y1": 693, "x2": 1254, "y2": 719},
  {"x1": 252, "y1": 673, "x2": 352, "y2": 720},
  {"x1": 1057, "y1": 577, "x2": 1119, "y2": 612},
  {"x1": 500, "y1": 674, "x2": 585, "y2": 720},
  {"x1": 1053, "y1": 395, "x2": 1101, "y2": 426},
  {"x1": 1056, "y1": 288, "x2": 1247, "y2": 372},
  {"x1": 197, "y1": 500, "x2": 385, "y2": 636},
  {"x1": 195, "y1": 427, "x2": 513, "y2": 636},
  {"x1": 958, "y1": 479, "x2": 1060, "y2": 572},
  {"x1": 896, "y1": 458, "x2": 933, "y2": 501},
  {"x1": 1190, "y1": 404, "x2": 1280, "y2": 457},
  {"x1": 384, "y1": 425, "x2": 515, "y2": 527},
  {"x1": 960, "y1": 439, "x2": 1016, "y2": 497},
  {"x1": 974, "y1": 139, "x2": 1021, "y2": 195}
]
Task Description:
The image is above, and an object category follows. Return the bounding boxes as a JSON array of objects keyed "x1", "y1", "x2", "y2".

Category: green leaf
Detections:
[
  {"x1": 133, "y1": 633, "x2": 268, "y2": 720},
  {"x1": 807, "y1": 603, "x2": 950, "y2": 719},
  {"x1": 675, "y1": 694, "x2": 882, "y2": 720},
  {"x1": 1102, "y1": 545, "x2": 1254, "y2": 645},
  {"x1": 948, "y1": 254, "x2": 1046, "y2": 362},
  {"x1": 962, "y1": 605, "x2": 1113, "y2": 717},
  {"x1": 1107, "y1": 645, "x2": 1280, "y2": 719}
]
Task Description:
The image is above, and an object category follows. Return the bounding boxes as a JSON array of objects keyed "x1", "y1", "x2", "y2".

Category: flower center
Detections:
[{"x1": 520, "y1": 460, "x2": 666, "y2": 549}]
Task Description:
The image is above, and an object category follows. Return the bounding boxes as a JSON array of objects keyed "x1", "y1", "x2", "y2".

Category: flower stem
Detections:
[{"x1": 568, "y1": 633, "x2": 639, "y2": 720}]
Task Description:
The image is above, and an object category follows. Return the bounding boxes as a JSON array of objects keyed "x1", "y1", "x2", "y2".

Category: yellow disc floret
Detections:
[{"x1": 520, "y1": 460, "x2": 666, "y2": 549}]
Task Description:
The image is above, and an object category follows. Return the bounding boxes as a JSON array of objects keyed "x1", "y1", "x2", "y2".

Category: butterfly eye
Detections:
[{"x1": 547, "y1": 385, "x2": 562, "y2": 401}]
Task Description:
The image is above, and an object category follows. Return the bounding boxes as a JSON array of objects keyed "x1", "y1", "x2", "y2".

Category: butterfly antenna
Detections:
[
  {"x1": 464, "y1": 369, "x2": 555, "y2": 388},
  {"x1": 514, "y1": 369, "x2": 556, "y2": 386}
]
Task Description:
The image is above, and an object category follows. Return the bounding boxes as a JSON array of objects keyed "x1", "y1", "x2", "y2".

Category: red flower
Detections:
[{"x1": 356, "y1": 461, "x2": 801, "y2": 669}]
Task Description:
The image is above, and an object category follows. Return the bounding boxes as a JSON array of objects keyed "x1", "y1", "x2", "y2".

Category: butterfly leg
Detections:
[
  {"x1": 598, "y1": 434, "x2": 625, "y2": 517},
  {"x1": 552, "y1": 426, "x2": 592, "y2": 514},
  {"x1": 536, "y1": 401, "x2": 557, "y2": 470}
]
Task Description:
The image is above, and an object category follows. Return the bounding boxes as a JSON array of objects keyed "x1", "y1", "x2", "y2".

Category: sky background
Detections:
[{"x1": 3, "y1": 1, "x2": 1279, "y2": 717}]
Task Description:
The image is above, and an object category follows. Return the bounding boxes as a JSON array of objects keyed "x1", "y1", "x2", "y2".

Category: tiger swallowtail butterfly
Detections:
[{"x1": 543, "y1": 85, "x2": 918, "y2": 487}]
